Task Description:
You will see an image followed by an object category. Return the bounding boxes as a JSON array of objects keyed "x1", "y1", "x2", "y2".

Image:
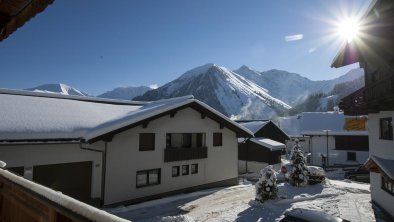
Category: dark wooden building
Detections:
[
  {"x1": 237, "y1": 120, "x2": 290, "y2": 143},
  {"x1": 237, "y1": 120, "x2": 290, "y2": 172}
]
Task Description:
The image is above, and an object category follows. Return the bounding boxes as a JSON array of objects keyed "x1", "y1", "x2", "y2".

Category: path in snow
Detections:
[{"x1": 107, "y1": 180, "x2": 376, "y2": 222}]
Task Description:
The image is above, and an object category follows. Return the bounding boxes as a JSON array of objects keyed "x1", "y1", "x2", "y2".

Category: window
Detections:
[
  {"x1": 191, "y1": 164, "x2": 198, "y2": 174},
  {"x1": 196, "y1": 133, "x2": 203, "y2": 147},
  {"x1": 382, "y1": 176, "x2": 394, "y2": 196},
  {"x1": 182, "y1": 133, "x2": 192, "y2": 148},
  {"x1": 166, "y1": 134, "x2": 171, "y2": 148},
  {"x1": 166, "y1": 133, "x2": 205, "y2": 148},
  {"x1": 139, "y1": 133, "x2": 155, "y2": 151},
  {"x1": 172, "y1": 166, "x2": 180, "y2": 177},
  {"x1": 182, "y1": 165, "x2": 189, "y2": 175},
  {"x1": 213, "y1": 133, "x2": 222, "y2": 147},
  {"x1": 335, "y1": 136, "x2": 369, "y2": 151},
  {"x1": 347, "y1": 152, "x2": 356, "y2": 161},
  {"x1": 380, "y1": 118, "x2": 393, "y2": 140},
  {"x1": 136, "y1": 169, "x2": 161, "y2": 188}
]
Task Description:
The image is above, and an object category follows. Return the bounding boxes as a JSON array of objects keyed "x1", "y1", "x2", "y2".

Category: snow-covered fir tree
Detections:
[
  {"x1": 255, "y1": 165, "x2": 278, "y2": 202},
  {"x1": 289, "y1": 141, "x2": 308, "y2": 186}
]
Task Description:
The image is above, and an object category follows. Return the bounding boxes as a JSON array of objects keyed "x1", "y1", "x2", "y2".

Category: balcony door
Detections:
[{"x1": 166, "y1": 133, "x2": 205, "y2": 148}]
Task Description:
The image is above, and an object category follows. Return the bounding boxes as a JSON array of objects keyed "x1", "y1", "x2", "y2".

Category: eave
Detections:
[
  {"x1": 0, "y1": 0, "x2": 54, "y2": 42},
  {"x1": 87, "y1": 100, "x2": 254, "y2": 143}
]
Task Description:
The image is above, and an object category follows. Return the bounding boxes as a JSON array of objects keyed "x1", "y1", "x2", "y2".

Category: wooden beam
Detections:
[
  {"x1": 201, "y1": 113, "x2": 206, "y2": 119},
  {"x1": 219, "y1": 123, "x2": 224, "y2": 129},
  {"x1": 170, "y1": 112, "x2": 177, "y2": 118},
  {"x1": 102, "y1": 135, "x2": 113, "y2": 142},
  {"x1": 142, "y1": 122, "x2": 149, "y2": 128}
]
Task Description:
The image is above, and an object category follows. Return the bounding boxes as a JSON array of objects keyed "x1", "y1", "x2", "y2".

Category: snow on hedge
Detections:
[{"x1": 255, "y1": 165, "x2": 278, "y2": 202}]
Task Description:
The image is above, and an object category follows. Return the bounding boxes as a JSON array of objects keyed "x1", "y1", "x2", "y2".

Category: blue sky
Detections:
[{"x1": 0, "y1": 0, "x2": 371, "y2": 95}]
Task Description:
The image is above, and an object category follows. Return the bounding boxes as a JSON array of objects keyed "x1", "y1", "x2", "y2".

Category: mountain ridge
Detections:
[{"x1": 23, "y1": 63, "x2": 364, "y2": 119}]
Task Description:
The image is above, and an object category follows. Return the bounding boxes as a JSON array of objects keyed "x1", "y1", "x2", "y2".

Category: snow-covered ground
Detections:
[{"x1": 106, "y1": 179, "x2": 379, "y2": 222}]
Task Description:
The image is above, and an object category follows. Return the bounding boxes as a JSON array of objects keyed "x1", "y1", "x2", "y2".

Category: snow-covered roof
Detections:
[
  {"x1": 0, "y1": 169, "x2": 129, "y2": 222},
  {"x1": 278, "y1": 115, "x2": 303, "y2": 137},
  {"x1": 238, "y1": 121, "x2": 270, "y2": 134},
  {"x1": 279, "y1": 112, "x2": 367, "y2": 137},
  {"x1": 302, "y1": 130, "x2": 368, "y2": 136},
  {"x1": 0, "y1": 89, "x2": 253, "y2": 142},
  {"x1": 249, "y1": 137, "x2": 285, "y2": 151},
  {"x1": 365, "y1": 155, "x2": 394, "y2": 179}
]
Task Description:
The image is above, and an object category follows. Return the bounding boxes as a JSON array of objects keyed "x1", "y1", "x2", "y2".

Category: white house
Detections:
[
  {"x1": 0, "y1": 89, "x2": 253, "y2": 207},
  {"x1": 279, "y1": 112, "x2": 369, "y2": 166}
]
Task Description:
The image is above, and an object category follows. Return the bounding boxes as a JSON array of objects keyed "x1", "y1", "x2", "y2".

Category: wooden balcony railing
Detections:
[
  {"x1": 365, "y1": 73, "x2": 394, "y2": 111},
  {"x1": 0, "y1": 169, "x2": 128, "y2": 222},
  {"x1": 164, "y1": 146, "x2": 208, "y2": 162}
]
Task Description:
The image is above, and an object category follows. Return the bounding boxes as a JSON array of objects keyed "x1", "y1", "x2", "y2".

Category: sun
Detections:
[{"x1": 337, "y1": 18, "x2": 360, "y2": 43}]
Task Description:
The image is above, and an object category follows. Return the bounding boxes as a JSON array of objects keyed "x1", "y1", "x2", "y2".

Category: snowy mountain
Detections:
[
  {"x1": 288, "y1": 76, "x2": 365, "y2": 114},
  {"x1": 98, "y1": 86, "x2": 151, "y2": 100},
  {"x1": 134, "y1": 64, "x2": 292, "y2": 120},
  {"x1": 234, "y1": 66, "x2": 364, "y2": 106},
  {"x1": 26, "y1": 84, "x2": 89, "y2": 96}
]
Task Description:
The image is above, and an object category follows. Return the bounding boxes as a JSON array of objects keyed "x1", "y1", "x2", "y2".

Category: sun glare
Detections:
[{"x1": 337, "y1": 18, "x2": 360, "y2": 43}]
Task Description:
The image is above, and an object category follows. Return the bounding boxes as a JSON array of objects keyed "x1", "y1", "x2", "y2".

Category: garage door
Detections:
[{"x1": 33, "y1": 161, "x2": 92, "y2": 203}]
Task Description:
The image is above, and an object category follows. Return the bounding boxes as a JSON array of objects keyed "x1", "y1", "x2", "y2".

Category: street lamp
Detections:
[{"x1": 323, "y1": 130, "x2": 331, "y2": 168}]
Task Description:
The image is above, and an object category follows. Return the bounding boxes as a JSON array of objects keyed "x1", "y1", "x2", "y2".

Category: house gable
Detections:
[
  {"x1": 254, "y1": 121, "x2": 290, "y2": 143},
  {"x1": 87, "y1": 101, "x2": 253, "y2": 143}
]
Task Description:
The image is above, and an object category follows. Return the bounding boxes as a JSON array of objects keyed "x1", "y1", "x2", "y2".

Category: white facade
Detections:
[
  {"x1": 103, "y1": 107, "x2": 238, "y2": 205},
  {"x1": 368, "y1": 111, "x2": 394, "y2": 217},
  {"x1": 308, "y1": 135, "x2": 369, "y2": 166}
]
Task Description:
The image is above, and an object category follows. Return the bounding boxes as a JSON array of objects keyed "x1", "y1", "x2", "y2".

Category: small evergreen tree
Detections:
[
  {"x1": 289, "y1": 141, "x2": 308, "y2": 186},
  {"x1": 255, "y1": 165, "x2": 278, "y2": 202}
]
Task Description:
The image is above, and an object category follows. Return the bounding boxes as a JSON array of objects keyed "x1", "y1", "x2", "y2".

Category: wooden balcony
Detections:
[
  {"x1": 340, "y1": 66, "x2": 394, "y2": 115},
  {"x1": 365, "y1": 71, "x2": 394, "y2": 112},
  {"x1": 339, "y1": 87, "x2": 367, "y2": 115},
  {"x1": 164, "y1": 147, "x2": 208, "y2": 162}
]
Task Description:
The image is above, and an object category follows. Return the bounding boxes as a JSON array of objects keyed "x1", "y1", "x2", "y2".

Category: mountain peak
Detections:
[
  {"x1": 180, "y1": 63, "x2": 221, "y2": 79},
  {"x1": 98, "y1": 86, "x2": 151, "y2": 100},
  {"x1": 26, "y1": 83, "x2": 89, "y2": 96},
  {"x1": 237, "y1": 65, "x2": 252, "y2": 71},
  {"x1": 234, "y1": 65, "x2": 261, "y2": 76}
]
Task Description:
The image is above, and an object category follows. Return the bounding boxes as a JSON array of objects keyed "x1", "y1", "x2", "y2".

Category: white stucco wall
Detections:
[
  {"x1": 309, "y1": 135, "x2": 368, "y2": 166},
  {"x1": 238, "y1": 160, "x2": 281, "y2": 174},
  {"x1": 368, "y1": 111, "x2": 394, "y2": 217},
  {"x1": 0, "y1": 143, "x2": 103, "y2": 198},
  {"x1": 238, "y1": 160, "x2": 268, "y2": 174},
  {"x1": 370, "y1": 172, "x2": 394, "y2": 218},
  {"x1": 310, "y1": 135, "x2": 335, "y2": 166},
  {"x1": 104, "y1": 107, "x2": 239, "y2": 205}
]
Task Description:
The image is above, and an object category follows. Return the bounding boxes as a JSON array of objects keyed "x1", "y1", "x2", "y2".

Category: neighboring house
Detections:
[
  {"x1": 0, "y1": 89, "x2": 253, "y2": 207},
  {"x1": 237, "y1": 120, "x2": 289, "y2": 173},
  {"x1": 277, "y1": 115, "x2": 311, "y2": 154},
  {"x1": 332, "y1": 0, "x2": 394, "y2": 218},
  {"x1": 279, "y1": 112, "x2": 369, "y2": 166}
]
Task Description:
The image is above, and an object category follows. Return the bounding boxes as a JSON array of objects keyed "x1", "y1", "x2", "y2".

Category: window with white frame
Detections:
[
  {"x1": 136, "y1": 169, "x2": 161, "y2": 188},
  {"x1": 382, "y1": 176, "x2": 394, "y2": 196}
]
